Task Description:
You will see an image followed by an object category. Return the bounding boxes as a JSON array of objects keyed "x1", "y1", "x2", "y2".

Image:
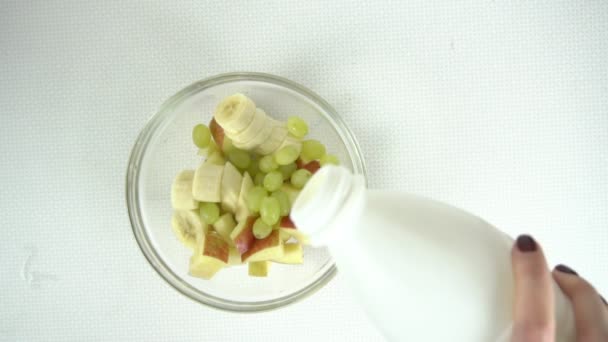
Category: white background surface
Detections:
[{"x1": 1, "y1": 1, "x2": 607, "y2": 341}]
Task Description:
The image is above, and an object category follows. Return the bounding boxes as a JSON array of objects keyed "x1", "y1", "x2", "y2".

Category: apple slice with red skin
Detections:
[
  {"x1": 280, "y1": 216, "x2": 296, "y2": 228},
  {"x1": 230, "y1": 216, "x2": 255, "y2": 254},
  {"x1": 241, "y1": 230, "x2": 284, "y2": 262},
  {"x1": 209, "y1": 118, "x2": 225, "y2": 147},
  {"x1": 202, "y1": 232, "x2": 229, "y2": 262},
  {"x1": 189, "y1": 232, "x2": 229, "y2": 279},
  {"x1": 279, "y1": 216, "x2": 310, "y2": 245},
  {"x1": 295, "y1": 158, "x2": 305, "y2": 169},
  {"x1": 296, "y1": 159, "x2": 321, "y2": 174},
  {"x1": 302, "y1": 160, "x2": 321, "y2": 174}
]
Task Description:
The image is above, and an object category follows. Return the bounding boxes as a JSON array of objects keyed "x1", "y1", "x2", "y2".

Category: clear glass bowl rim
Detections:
[{"x1": 126, "y1": 72, "x2": 367, "y2": 312}]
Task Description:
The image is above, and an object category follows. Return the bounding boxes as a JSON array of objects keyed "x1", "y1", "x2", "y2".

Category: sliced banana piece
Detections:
[
  {"x1": 254, "y1": 120, "x2": 288, "y2": 155},
  {"x1": 214, "y1": 93, "x2": 256, "y2": 133},
  {"x1": 220, "y1": 162, "x2": 242, "y2": 213},
  {"x1": 171, "y1": 210, "x2": 207, "y2": 250},
  {"x1": 229, "y1": 108, "x2": 268, "y2": 146},
  {"x1": 235, "y1": 172, "x2": 254, "y2": 222},
  {"x1": 233, "y1": 116, "x2": 276, "y2": 152},
  {"x1": 192, "y1": 162, "x2": 224, "y2": 202},
  {"x1": 171, "y1": 170, "x2": 199, "y2": 210}
]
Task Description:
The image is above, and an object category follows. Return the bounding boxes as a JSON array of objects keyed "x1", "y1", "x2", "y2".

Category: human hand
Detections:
[{"x1": 511, "y1": 234, "x2": 608, "y2": 341}]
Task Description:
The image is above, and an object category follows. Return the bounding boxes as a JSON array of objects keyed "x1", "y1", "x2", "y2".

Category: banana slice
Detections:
[
  {"x1": 235, "y1": 172, "x2": 254, "y2": 222},
  {"x1": 233, "y1": 116, "x2": 275, "y2": 152},
  {"x1": 171, "y1": 210, "x2": 207, "y2": 250},
  {"x1": 192, "y1": 162, "x2": 224, "y2": 202},
  {"x1": 220, "y1": 162, "x2": 242, "y2": 213},
  {"x1": 254, "y1": 121, "x2": 288, "y2": 155},
  {"x1": 229, "y1": 108, "x2": 268, "y2": 146},
  {"x1": 171, "y1": 170, "x2": 199, "y2": 210},
  {"x1": 214, "y1": 93, "x2": 256, "y2": 133}
]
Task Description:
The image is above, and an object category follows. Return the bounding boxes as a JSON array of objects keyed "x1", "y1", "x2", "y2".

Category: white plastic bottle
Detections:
[{"x1": 291, "y1": 166, "x2": 576, "y2": 342}]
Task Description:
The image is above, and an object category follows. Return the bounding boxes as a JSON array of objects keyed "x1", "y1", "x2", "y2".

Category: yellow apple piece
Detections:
[
  {"x1": 241, "y1": 230, "x2": 284, "y2": 262},
  {"x1": 189, "y1": 232, "x2": 229, "y2": 279},
  {"x1": 220, "y1": 162, "x2": 242, "y2": 213},
  {"x1": 229, "y1": 216, "x2": 255, "y2": 254},
  {"x1": 235, "y1": 172, "x2": 254, "y2": 222},
  {"x1": 272, "y1": 243, "x2": 303, "y2": 264},
  {"x1": 248, "y1": 261, "x2": 270, "y2": 277},
  {"x1": 228, "y1": 247, "x2": 243, "y2": 266}
]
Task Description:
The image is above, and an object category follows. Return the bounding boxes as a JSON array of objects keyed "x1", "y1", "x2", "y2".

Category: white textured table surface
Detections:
[{"x1": 1, "y1": 1, "x2": 607, "y2": 341}]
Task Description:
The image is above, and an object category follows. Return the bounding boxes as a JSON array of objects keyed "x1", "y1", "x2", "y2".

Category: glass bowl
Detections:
[{"x1": 126, "y1": 72, "x2": 367, "y2": 312}]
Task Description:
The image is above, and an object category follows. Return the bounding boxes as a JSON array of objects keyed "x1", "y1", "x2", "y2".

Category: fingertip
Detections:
[
  {"x1": 552, "y1": 265, "x2": 596, "y2": 294},
  {"x1": 552, "y1": 265, "x2": 608, "y2": 340},
  {"x1": 511, "y1": 234, "x2": 554, "y2": 338},
  {"x1": 515, "y1": 234, "x2": 538, "y2": 253},
  {"x1": 554, "y1": 264, "x2": 578, "y2": 276}
]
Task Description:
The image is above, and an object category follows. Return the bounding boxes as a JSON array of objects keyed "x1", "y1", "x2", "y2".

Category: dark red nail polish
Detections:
[
  {"x1": 516, "y1": 235, "x2": 537, "y2": 252},
  {"x1": 555, "y1": 264, "x2": 578, "y2": 276}
]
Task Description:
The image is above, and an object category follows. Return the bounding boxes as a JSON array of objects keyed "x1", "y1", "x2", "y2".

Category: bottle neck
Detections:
[{"x1": 291, "y1": 166, "x2": 366, "y2": 246}]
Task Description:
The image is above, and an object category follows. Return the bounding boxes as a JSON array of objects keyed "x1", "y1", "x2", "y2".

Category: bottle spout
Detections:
[{"x1": 291, "y1": 166, "x2": 365, "y2": 246}]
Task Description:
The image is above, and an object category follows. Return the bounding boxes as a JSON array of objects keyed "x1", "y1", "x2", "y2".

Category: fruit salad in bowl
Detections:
[
  {"x1": 127, "y1": 73, "x2": 366, "y2": 311},
  {"x1": 172, "y1": 93, "x2": 342, "y2": 279}
]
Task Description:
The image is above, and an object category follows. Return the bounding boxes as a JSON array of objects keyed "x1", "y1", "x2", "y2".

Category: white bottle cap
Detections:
[{"x1": 291, "y1": 165, "x2": 365, "y2": 246}]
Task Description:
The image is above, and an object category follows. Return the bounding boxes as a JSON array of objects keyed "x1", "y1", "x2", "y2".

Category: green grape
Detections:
[
  {"x1": 301, "y1": 139, "x2": 326, "y2": 161},
  {"x1": 199, "y1": 202, "x2": 220, "y2": 224},
  {"x1": 192, "y1": 124, "x2": 211, "y2": 148},
  {"x1": 287, "y1": 116, "x2": 309, "y2": 138},
  {"x1": 222, "y1": 137, "x2": 234, "y2": 153},
  {"x1": 274, "y1": 145, "x2": 299, "y2": 165},
  {"x1": 258, "y1": 155, "x2": 278, "y2": 173},
  {"x1": 254, "y1": 172, "x2": 266, "y2": 186},
  {"x1": 247, "y1": 157, "x2": 259, "y2": 177},
  {"x1": 271, "y1": 190, "x2": 291, "y2": 216},
  {"x1": 252, "y1": 218, "x2": 272, "y2": 239},
  {"x1": 206, "y1": 151, "x2": 225, "y2": 166},
  {"x1": 246, "y1": 186, "x2": 267, "y2": 213},
  {"x1": 278, "y1": 163, "x2": 297, "y2": 179},
  {"x1": 227, "y1": 149, "x2": 251, "y2": 170},
  {"x1": 260, "y1": 196, "x2": 281, "y2": 225},
  {"x1": 290, "y1": 169, "x2": 312, "y2": 189},
  {"x1": 202, "y1": 140, "x2": 220, "y2": 157},
  {"x1": 263, "y1": 171, "x2": 283, "y2": 192},
  {"x1": 320, "y1": 154, "x2": 340, "y2": 166}
]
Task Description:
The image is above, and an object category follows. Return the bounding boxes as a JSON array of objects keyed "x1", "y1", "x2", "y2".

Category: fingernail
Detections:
[
  {"x1": 555, "y1": 264, "x2": 578, "y2": 276},
  {"x1": 516, "y1": 234, "x2": 537, "y2": 252}
]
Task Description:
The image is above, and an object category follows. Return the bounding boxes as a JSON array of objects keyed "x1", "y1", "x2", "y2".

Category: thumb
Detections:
[{"x1": 510, "y1": 234, "x2": 555, "y2": 342}]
